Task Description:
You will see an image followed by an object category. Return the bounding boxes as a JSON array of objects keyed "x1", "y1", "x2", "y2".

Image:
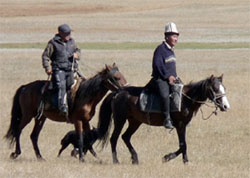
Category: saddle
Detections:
[{"x1": 139, "y1": 82, "x2": 183, "y2": 113}]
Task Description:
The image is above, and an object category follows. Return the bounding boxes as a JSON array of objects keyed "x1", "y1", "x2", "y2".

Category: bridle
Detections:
[
  {"x1": 182, "y1": 82, "x2": 226, "y2": 120},
  {"x1": 207, "y1": 86, "x2": 226, "y2": 108}
]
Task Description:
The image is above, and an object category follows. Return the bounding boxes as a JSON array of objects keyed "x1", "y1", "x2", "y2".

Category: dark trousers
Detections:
[
  {"x1": 149, "y1": 78, "x2": 171, "y2": 119},
  {"x1": 52, "y1": 69, "x2": 74, "y2": 109}
]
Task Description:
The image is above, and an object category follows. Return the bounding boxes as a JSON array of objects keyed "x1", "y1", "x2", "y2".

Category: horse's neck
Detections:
[
  {"x1": 183, "y1": 80, "x2": 208, "y2": 115},
  {"x1": 93, "y1": 88, "x2": 109, "y2": 104},
  {"x1": 185, "y1": 80, "x2": 208, "y2": 102},
  {"x1": 76, "y1": 75, "x2": 109, "y2": 106}
]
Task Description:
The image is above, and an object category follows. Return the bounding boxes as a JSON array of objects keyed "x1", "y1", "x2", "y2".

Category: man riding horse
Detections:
[
  {"x1": 150, "y1": 22, "x2": 180, "y2": 129},
  {"x1": 42, "y1": 24, "x2": 82, "y2": 117}
]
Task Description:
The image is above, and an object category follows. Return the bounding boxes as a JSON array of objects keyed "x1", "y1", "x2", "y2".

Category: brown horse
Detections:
[
  {"x1": 92, "y1": 75, "x2": 230, "y2": 164},
  {"x1": 5, "y1": 63, "x2": 127, "y2": 161}
]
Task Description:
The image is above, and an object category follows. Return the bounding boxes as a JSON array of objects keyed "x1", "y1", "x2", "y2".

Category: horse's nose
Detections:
[{"x1": 222, "y1": 104, "x2": 229, "y2": 111}]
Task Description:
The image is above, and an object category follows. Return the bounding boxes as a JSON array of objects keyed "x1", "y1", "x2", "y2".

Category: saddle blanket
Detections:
[{"x1": 139, "y1": 83, "x2": 183, "y2": 113}]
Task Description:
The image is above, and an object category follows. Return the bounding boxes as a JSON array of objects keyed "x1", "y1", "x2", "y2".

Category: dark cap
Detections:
[{"x1": 58, "y1": 24, "x2": 71, "y2": 34}]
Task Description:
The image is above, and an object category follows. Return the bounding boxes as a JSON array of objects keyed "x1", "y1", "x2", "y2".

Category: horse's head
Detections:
[
  {"x1": 103, "y1": 63, "x2": 127, "y2": 91},
  {"x1": 206, "y1": 74, "x2": 230, "y2": 111}
]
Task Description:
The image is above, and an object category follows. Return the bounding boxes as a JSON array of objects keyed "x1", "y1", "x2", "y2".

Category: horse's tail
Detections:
[
  {"x1": 96, "y1": 92, "x2": 116, "y2": 149},
  {"x1": 4, "y1": 85, "x2": 24, "y2": 147}
]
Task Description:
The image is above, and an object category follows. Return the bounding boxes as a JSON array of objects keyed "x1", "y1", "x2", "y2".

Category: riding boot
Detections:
[
  {"x1": 59, "y1": 104, "x2": 68, "y2": 117},
  {"x1": 163, "y1": 113, "x2": 174, "y2": 129},
  {"x1": 58, "y1": 89, "x2": 68, "y2": 118},
  {"x1": 163, "y1": 95, "x2": 174, "y2": 129}
]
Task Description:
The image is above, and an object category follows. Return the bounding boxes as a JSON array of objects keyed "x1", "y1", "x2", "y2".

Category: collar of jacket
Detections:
[
  {"x1": 164, "y1": 41, "x2": 174, "y2": 51},
  {"x1": 54, "y1": 34, "x2": 71, "y2": 44}
]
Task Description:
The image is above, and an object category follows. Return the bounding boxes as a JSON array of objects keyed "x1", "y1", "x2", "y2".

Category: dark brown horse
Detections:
[
  {"x1": 5, "y1": 63, "x2": 127, "y2": 161},
  {"x1": 92, "y1": 75, "x2": 230, "y2": 164}
]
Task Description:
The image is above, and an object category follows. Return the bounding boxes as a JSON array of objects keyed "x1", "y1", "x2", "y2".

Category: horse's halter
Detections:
[
  {"x1": 207, "y1": 85, "x2": 226, "y2": 108},
  {"x1": 182, "y1": 79, "x2": 229, "y2": 119},
  {"x1": 106, "y1": 67, "x2": 122, "y2": 90}
]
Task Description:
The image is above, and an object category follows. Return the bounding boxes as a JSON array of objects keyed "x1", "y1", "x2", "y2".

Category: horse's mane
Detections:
[
  {"x1": 75, "y1": 68, "x2": 108, "y2": 106},
  {"x1": 183, "y1": 77, "x2": 209, "y2": 114}
]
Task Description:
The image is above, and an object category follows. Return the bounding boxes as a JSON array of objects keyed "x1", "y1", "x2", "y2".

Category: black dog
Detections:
[{"x1": 58, "y1": 128, "x2": 99, "y2": 158}]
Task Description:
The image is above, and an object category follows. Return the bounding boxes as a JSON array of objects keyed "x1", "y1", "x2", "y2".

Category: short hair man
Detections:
[{"x1": 42, "y1": 24, "x2": 81, "y2": 116}]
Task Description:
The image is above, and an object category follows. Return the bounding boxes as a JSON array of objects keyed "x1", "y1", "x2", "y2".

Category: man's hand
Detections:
[
  {"x1": 46, "y1": 69, "x2": 52, "y2": 75},
  {"x1": 73, "y1": 53, "x2": 79, "y2": 59},
  {"x1": 168, "y1": 76, "x2": 176, "y2": 84}
]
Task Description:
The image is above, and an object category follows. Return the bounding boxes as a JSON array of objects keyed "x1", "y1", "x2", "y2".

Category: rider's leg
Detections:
[{"x1": 155, "y1": 78, "x2": 174, "y2": 129}]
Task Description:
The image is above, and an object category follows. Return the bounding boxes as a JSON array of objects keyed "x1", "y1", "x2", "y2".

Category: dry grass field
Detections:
[{"x1": 0, "y1": 0, "x2": 249, "y2": 178}]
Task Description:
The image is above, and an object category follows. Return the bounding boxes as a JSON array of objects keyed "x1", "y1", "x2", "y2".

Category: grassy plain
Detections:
[
  {"x1": 0, "y1": 0, "x2": 249, "y2": 178},
  {"x1": 0, "y1": 42, "x2": 249, "y2": 50}
]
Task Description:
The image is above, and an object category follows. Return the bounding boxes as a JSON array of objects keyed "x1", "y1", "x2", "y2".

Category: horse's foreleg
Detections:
[
  {"x1": 74, "y1": 120, "x2": 84, "y2": 162},
  {"x1": 177, "y1": 125, "x2": 188, "y2": 163},
  {"x1": 163, "y1": 124, "x2": 188, "y2": 163},
  {"x1": 121, "y1": 120, "x2": 141, "y2": 164},
  {"x1": 30, "y1": 116, "x2": 46, "y2": 160}
]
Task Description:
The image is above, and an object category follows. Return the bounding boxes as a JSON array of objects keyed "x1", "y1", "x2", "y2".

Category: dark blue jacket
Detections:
[{"x1": 151, "y1": 42, "x2": 177, "y2": 81}]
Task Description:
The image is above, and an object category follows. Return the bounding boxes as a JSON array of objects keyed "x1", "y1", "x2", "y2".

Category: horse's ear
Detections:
[
  {"x1": 105, "y1": 64, "x2": 110, "y2": 71},
  {"x1": 112, "y1": 62, "x2": 116, "y2": 67},
  {"x1": 209, "y1": 74, "x2": 214, "y2": 81},
  {"x1": 219, "y1": 74, "x2": 223, "y2": 82}
]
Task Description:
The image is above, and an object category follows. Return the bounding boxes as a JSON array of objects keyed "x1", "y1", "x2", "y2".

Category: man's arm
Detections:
[
  {"x1": 42, "y1": 42, "x2": 53, "y2": 75},
  {"x1": 72, "y1": 39, "x2": 81, "y2": 61}
]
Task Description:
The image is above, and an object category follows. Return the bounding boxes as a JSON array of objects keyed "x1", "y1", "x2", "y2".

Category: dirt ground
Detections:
[{"x1": 0, "y1": 0, "x2": 249, "y2": 178}]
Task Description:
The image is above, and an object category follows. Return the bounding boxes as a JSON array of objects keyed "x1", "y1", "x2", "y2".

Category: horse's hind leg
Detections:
[
  {"x1": 10, "y1": 130, "x2": 22, "y2": 159},
  {"x1": 121, "y1": 119, "x2": 141, "y2": 164},
  {"x1": 30, "y1": 116, "x2": 46, "y2": 160},
  {"x1": 10, "y1": 115, "x2": 33, "y2": 159},
  {"x1": 110, "y1": 116, "x2": 126, "y2": 164}
]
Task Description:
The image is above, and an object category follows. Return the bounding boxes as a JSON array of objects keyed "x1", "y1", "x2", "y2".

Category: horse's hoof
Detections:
[
  {"x1": 183, "y1": 155, "x2": 189, "y2": 164},
  {"x1": 98, "y1": 159, "x2": 103, "y2": 164},
  {"x1": 10, "y1": 152, "x2": 19, "y2": 159},
  {"x1": 113, "y1": 159, "x2": 120, "y2": 164},
  {"x1": 131, "y1": 155, "x2": 139, "y2": 165},
  {"x1": 132, "y1": 159, "x2": 139, "y2": 165},
  {"x1": 79, "y1": 158, "x2": 85, "y2": 163},
  {"x1": 37, "y1": 157, "x2": 46, "y2": 162},
  {"x1": 162, "y1": 153, "x2": 176, "y2": 163},
  {"x1": 183, "y1": 158, "x2": 189, "y2": 164},
  {"x1": 71, "y1": 150, "x2": 78, "y2": 158}
]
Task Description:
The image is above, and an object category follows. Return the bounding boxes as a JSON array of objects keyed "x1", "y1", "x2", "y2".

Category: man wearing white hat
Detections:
[{"x1": 151, "y1": 22, "x2": 179, "y2": 129}]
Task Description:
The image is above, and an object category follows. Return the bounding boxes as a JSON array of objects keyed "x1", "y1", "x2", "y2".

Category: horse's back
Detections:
[
  {"x1": 18, "y1": 80, "x2": 47, "y2": 113},
  {"x1": 23, "y1": 80, "x2": 47, "y2": 89}
]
